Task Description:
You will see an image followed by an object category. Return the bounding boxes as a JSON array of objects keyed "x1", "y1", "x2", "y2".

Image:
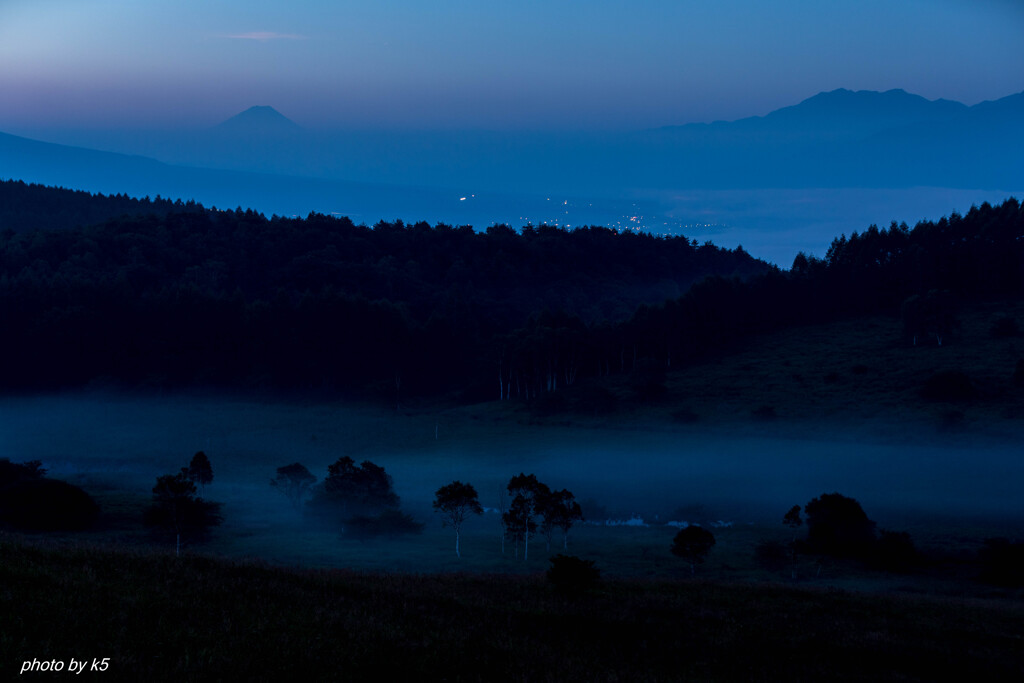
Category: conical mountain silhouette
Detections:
[{"x1": 215, "y1": 106, "x2": 301, "y2": 134}]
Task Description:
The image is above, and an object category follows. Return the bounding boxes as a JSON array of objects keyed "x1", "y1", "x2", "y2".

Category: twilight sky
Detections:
[{"x1": 1, "y1": 0, "x2": 1022, "y2": 131}]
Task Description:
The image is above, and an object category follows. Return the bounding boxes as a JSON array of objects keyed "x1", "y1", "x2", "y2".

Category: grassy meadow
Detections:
[
  {"x1": 4, "y1": 301, "x2": 1024, "y2": 679},
  {"x1": 3, "y1": 537, "x2": 1024, "y2": 682}
]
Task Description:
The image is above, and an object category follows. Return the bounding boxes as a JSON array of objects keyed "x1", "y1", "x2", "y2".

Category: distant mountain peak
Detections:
[{"x1": 215, "y1": 106, "x2": 301, "y2": 133}]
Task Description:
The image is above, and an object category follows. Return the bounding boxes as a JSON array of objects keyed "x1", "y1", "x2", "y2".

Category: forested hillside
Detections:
[
  {"x1": 0, "y1": 181, "x2": 1020, "y2": 401},
  {"x1": 0, "y1": 179, "x2": 205, "y2": 232},
  {"x1": 0, "y1": 181, "x2": 766, "y2": 396}
]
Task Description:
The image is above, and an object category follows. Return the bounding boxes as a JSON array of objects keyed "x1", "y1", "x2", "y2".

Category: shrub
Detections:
[
  {"x1": 547, "y1": 554, "x2": 601, "y2": 592},
  {"x1": 671, "y1": 525, "x2": 716, "y2": 574},
  {"x1": 978, "y1": 538, "x2": 1024, "y2": 586},
  {"x1": 0, "y1": 479, "x2": 99, "y2": 531},
  {"x1": 869, "y1": 530, "x2": 920, "y2": 572}
]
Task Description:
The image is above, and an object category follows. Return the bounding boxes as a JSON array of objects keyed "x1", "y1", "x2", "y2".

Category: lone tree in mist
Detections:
[
  {"x1": 803, "y1": 492, "x2": 876, "y2": 558},
  {"x1": 306, "y1": 457, "x2": 420, "y2": 537},
  {"x1": 308, "y1": 456, "x2": 399, "y2": 521},
  {"x1": 271, "y1": 463, "x2": 317, "y2": 511},
  {"x1": 538, "y1": 488, "x2": 584, "y2": 551},
  {"x1": 433, "y1": 481, "x2": 483, "y2": 558},
  {"x1": 187, "y1": 451, "x2": 213, "y2": 495},
  {"x1": 671, "y1": 525, "x2": 716, "y2": 575},
  {"x1": 144, "y1": 468, "x2": 222, "y2": 556},
  {"x1": 505, "y1": 473, "x2": 550, "y2": 561}
]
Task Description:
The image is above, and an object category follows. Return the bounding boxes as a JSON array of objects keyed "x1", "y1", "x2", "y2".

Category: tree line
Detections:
[
  {"x1": 0, "y1": 180, "x2": 765, "y2": 397},
  {"x1": 0, "y1": 180, "x2": 1021, "y2": 403}
]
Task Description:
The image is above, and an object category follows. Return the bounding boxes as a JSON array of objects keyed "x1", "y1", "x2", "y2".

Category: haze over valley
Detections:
[
  {"x1": 4, "y1": 87, "x2": 1022, "y2": 264},
  {"x1": 3, "y1": 1, "x2": 1024, "y2": 679}
]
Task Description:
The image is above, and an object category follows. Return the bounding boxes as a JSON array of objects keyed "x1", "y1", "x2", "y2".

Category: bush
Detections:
[
  {"x1": 978, "y1": 538, "x2": 1024, "y2": 586},
  {"x1": 547, "y1": 554, "x2": 601, "y2": 592},
  {"x1": 869, "y1": 530, "x2": 920, "y2": 572},
  {"x1": 0, "y1": 479, "x2": 99, "y2": 531},
  {"x1": 671, "y1": 525, "x2": 716, "y2": 573}
]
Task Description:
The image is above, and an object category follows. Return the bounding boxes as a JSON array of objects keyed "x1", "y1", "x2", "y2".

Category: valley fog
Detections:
[{"x1": 4, "y1": 389, "x2": 1019, "y2": 532}]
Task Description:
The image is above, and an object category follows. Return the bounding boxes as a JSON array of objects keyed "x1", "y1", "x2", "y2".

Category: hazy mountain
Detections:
[
  {"x1": 11, "y1": 88, "x2": 1021, "y2": 195},
  {"x1": 621, "y1": 88, "x2": 1024, "y2": 190},
  {"x1": 215, "y1": 105, "x2": 302, "y2": 135},
  {"x1": 0, "y1": 129, "x2": 653, "y2": 230},
  {"x1": 2, "y1": 89, "x2": 1020, "y2": 265},
  {"x1": 663, "y1": 88, "x2": 968, "y2": 138}
]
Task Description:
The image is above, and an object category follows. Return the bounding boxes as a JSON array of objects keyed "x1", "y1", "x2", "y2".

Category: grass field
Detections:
[
  {"x1": 3, "y1": 537, "x2": 1023, "y2": 682},
  {"x1": 4, "y1": 302, "x2": 1024, "y2": 678}
]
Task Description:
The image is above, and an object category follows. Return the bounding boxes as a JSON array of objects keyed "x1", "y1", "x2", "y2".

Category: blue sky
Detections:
[{"x1": 1, "y1": 0, "x2": 1022, "y2": 130}]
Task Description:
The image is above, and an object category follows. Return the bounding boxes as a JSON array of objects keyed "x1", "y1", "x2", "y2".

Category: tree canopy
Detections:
[{"x1": 433, "y1": 481, "x2": 484, "y2": 558}]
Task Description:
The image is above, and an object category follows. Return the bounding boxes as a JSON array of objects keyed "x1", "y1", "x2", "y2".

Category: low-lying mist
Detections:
[{"x1": 3, "y1": 392, "x2": 1021, "y2": 572}]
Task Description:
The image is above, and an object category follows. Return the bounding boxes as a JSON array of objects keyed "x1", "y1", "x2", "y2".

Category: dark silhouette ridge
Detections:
[{"x1": 0, "y1": 186, "x2": 1021, "y2": 402}]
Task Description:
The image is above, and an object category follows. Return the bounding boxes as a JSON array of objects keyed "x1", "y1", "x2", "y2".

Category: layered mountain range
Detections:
[{"x1": 1, "y1": 88, "x2": 1020, "y2": 251}]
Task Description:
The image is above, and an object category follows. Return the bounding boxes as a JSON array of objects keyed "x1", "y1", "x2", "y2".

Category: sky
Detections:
[{"x1": 1, "y1": 0, "x2": 1022, "y2": 130}]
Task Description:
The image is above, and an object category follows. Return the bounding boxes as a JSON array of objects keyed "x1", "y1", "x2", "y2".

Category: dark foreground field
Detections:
[{"x1": 2, "y1": 537, "x2": 1023, "y2": 682}]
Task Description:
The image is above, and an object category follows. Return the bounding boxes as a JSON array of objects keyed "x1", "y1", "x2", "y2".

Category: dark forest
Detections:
[{"x1": 1, "y1": 180, "x2": 1021, "y2": 404}]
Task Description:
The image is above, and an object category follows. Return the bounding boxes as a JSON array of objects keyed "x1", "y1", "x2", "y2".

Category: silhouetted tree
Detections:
[
  {"x1": 433, "y1": 481, "x2": 483, "y2": 558},
  {"x1": 803, "y1": 492, "x2": 876, "y2": 558},
  {"x1": 270, "y1": 463, "x2": 317, "y2": 511},
  {"x1": 505, "y1": 473, "x2": 549, "y2": 561},
  {"x1": 144, "y1": 468, "x2": 222, "y2": 556},
  {"x1": 307, "y1": 457, "x2": 401, "y2": 531},
  {"x1": 979, "y1": 538, "x2": 1024, "y2": 586},
  {"x1": 538, "y1": 488, "x2": 584, "y2": 551},
  {"x1": 0, "y1": 458, "x2": 46, "y2": 487},
  {"x1": 0, "y1": 479, "x2": 99, "y2": 531},
  {"x1": 187, "y1": 451, "x2": 213, "y2": 495},
  {"x1": 671, "y1": 525, "x2": 716, "y2": 574},
  {"x1": 0, "y1": 458, "x2": 98, "y2": 531}
]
